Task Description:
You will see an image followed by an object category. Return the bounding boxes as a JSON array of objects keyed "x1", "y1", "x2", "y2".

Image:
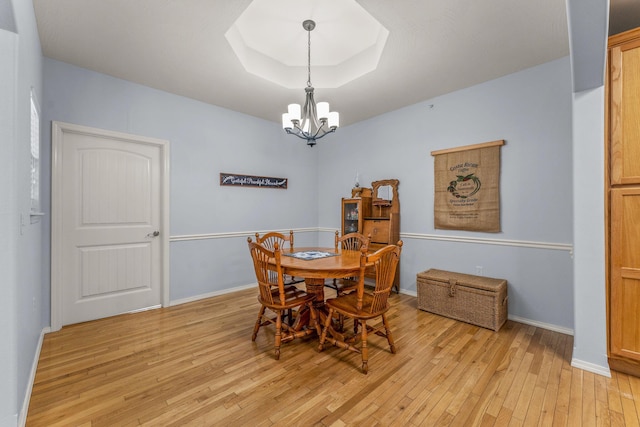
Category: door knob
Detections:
[{"x1": 146, "y1": 231, "x2": 160, "y2": 238}]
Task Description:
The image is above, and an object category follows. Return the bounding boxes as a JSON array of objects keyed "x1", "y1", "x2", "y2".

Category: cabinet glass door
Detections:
[{"x1": 342, "y1": 200, "x2": 360, "y2": 234}]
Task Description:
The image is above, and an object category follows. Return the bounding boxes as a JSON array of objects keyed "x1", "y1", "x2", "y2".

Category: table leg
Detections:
[
  {"x1": 304, "y1": 278, "x2": 326, "y2": 309},
  {"x1": 292, "y1": 278, "x2": 327, "y2": 332}
]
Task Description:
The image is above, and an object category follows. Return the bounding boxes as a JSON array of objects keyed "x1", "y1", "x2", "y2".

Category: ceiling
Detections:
[
  {"x1": 609, "y1": 0, "x2": 640, "y2": 36},
  {"x1": 32, "y1": 1, "x2": 635, "y2": 127}
]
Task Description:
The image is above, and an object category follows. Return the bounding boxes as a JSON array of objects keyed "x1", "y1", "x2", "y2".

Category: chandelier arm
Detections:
[
  {"x1": 285, "y1": 127, "x2": 310, "y2": 140},
  {"x1": 295, "y1": 123, "x2": 322, "y2": 139},
  {"x1": 311, "y1": 121, "x2": 327, "y2": 139},
  {"x1": 305, "y1": 91, "x2": 321, "y2": 132},
  {"x1": 311, "y1": 127, "x2": 336, "y2": 141},
  {"x1": 285, "y1": 126, "x2": 335, "y2": 146},
  {"x1": 296, "y1": 126, "x2": 308, "y2": 138}
]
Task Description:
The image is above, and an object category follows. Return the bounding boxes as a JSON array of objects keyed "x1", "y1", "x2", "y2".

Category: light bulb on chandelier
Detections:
[{"x1": 282, "y1": 20, "x2": 339, "y2": 147}]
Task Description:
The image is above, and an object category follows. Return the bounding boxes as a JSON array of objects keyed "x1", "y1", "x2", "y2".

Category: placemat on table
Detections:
[{"x1": 283, "y1": 251, "x2": 338, "y2": 260}]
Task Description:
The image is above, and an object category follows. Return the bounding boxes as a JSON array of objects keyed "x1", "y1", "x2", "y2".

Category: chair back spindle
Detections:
[
  {"x1": 334, "y1": 231, "x2": 370, "y2": 252},
  {"x1": 248, "y1": 239, "x2": 286, "y2": 306},
  {"x1": 329, "y1": 232, "x2": 371, "y2": 296},
  {"x1": 255, "y1": 231, "x2": 294, "y2": 252},
  {"x1": 357, "y1": 241, "x2": 402, "y2": 313},
  {"x1": 255, "y1": 231, "x2": 303, "y2": 285}
]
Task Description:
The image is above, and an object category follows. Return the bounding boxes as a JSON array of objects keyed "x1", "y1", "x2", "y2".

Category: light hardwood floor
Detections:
[{"x1": 27, "y1": 288, "x2": 640, "y2": 426}]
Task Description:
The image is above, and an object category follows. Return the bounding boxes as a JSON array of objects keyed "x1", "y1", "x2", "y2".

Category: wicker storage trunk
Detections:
[{"x1": 417, "y1": 269, "x2": 508, "y2": 331}]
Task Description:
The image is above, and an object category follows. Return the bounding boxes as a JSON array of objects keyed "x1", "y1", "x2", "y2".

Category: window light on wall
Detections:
[{"x1": 30, "y1": 88, "x2": 44, "y2": 222}]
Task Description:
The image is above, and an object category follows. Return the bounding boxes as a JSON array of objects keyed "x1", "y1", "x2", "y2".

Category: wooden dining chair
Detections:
[
  {"x1": 255, "y1": 230, "x2": 304, "y2": 285},
  {"x1": 318, "y1": 241, "x2": 403, "y2": 374},
  {"x1": 326, "y1": 231, "x2": 370, "y2": 296},
  {"x1": 255, "y1": 230, "x2": 294, "y2": 251},
  {"x1": 247, "y1": 238, "x2": 321, "y2": 360}
]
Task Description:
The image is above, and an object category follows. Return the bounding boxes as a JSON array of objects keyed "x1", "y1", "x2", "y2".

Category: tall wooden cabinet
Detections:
[
  {"x1": 341, "y1": 180, "x2": 401, "y2": 292},
  {"x1": 607, "y1": 27, "x2": 640, "y2": 376}
]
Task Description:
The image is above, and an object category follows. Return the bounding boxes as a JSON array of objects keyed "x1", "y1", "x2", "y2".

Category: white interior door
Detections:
[{"x1": 52, "y1": 122, "x2": 170, "y2": 329}]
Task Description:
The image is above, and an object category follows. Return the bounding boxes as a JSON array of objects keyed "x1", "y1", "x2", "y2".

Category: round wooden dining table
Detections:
[{"x1": 275, "y1": 246, "x2": 366, "y2": 331}]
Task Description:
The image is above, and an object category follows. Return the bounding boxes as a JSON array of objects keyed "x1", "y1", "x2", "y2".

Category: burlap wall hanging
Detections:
[{"x1": 431, "y1": 140, "x2": 504, "y2": 232}]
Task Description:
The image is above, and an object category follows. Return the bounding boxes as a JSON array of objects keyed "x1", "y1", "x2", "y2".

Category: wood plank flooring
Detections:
[{"x1": 27, "y1": 288, "x2": 640, "y2": 426}]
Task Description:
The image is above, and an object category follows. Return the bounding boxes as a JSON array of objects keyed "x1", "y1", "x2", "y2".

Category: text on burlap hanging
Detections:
[{"x1": 431, "y1": 140, "x2": 504, "y2": 232}]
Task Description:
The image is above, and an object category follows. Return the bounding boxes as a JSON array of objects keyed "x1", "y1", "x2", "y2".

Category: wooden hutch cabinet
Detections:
[
  {"x1": 341, "y1": 179, "x2": 400, "y2": 292},
  {"x1": 607, "y1": 27, "x2": 640, "y2": 376}
]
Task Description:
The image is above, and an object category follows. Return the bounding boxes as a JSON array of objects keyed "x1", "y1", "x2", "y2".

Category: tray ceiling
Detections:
[{"x1": 34, "y1": 0, "x2": 573, "y2": 126}]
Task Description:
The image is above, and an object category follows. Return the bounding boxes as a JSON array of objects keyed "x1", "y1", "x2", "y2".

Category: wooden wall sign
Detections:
[
  {"x1": 431, "y1": 140, "x2": 504, "y2": 232},
  {"x1": 219, "y1": 173, "x2": 288, "y2": 189}
]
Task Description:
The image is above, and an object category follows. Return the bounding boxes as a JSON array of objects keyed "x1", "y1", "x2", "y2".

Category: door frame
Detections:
[{"x1": 51, "y1": 121, "x2": 170, "y2": 331}]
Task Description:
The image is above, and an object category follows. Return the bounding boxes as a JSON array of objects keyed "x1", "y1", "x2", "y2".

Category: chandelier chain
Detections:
[{"x1": 307, "y1": 27, "x2": 312, "y2": 88}]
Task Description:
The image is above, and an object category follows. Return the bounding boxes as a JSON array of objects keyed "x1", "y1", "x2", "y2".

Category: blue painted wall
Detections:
[
  {"x1": 318, "y1": 57, "x2": 575, "y2": 330},
  {"x1": 42, "y1": 56, "x2": 576, "y2": 330},
  {"x1": 1, "y1": 0, "x2": 44, "y2": 425},
  {"x1": 41, "y1": 58, "x2": 320, "y2": 304}
]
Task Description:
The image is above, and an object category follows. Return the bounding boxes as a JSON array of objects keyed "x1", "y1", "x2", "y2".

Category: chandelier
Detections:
[{"x1": 282, "y1": 20, "x2": 339, "y2": 147}]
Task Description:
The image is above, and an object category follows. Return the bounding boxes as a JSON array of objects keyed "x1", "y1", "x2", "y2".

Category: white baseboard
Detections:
[
  {"x1": 170, "y1": 283, "x2": 255, "y2": 306},
  {"x1": 401, "y1": 289, "x2": 573, "y2": 336},
  {"x1": 19, "y1": 326, "x2": 50, "y2": 427},
  {"x1": 399, "y1": 288, "x2": 417, "y2": 297},
  {"x1": 571, "y1": 358, "x2": 611, "y2": 378},
  {"x1": 507, "y1": 314, "x2": 574, "y2": 336}
]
